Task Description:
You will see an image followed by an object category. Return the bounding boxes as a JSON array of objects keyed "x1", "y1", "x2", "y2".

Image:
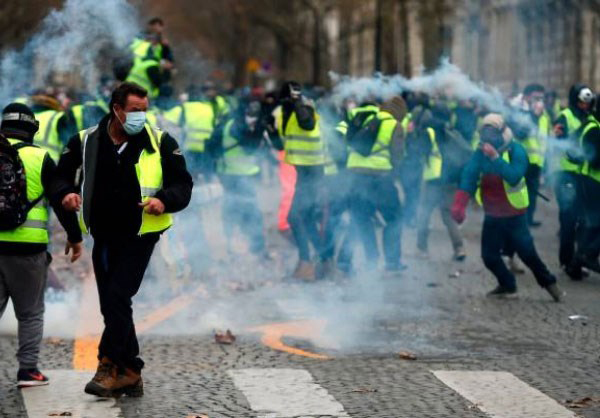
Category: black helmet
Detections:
[
  {"x1": 1, "y1": 103, "x2": 39, "y2": 139},
  {"x1": 279, "y1": 81, "x2": 302, "y2": 101}
]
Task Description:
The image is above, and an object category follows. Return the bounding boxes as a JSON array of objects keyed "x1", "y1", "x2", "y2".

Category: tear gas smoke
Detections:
[{"x1": 0, "y1": 0, "x2": 139, "y2": 105}]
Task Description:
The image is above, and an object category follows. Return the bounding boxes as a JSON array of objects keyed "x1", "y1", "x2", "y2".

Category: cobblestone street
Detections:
[{"x1": 1, "y1": 195, "x2": 600, "y2": 418}]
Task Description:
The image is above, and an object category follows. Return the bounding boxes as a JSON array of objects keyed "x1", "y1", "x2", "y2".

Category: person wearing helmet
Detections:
[
  {"x1": 451, "y1": 113, "x2": 562, "y2": 302},
  {"x1": 0, "y1": 103, "x2": 82, "y2": 388},
  {"x1": 553, "y1": 84, "x2": 595, "y2": 279}
]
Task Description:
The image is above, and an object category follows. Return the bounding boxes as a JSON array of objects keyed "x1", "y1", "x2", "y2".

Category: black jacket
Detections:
[
  {"x1": 53, "y1": 115, "x2": 193, "y2": 240},
  {"x1": 0, "y1": 133, "x2": 82, "y2": 255},
  {"x1": 270, "y1": 101, "x2": 316, "y2": 151}
]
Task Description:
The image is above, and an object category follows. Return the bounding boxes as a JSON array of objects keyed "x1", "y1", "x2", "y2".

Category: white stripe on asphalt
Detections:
[
  {"x1": 21, "y1": 370, "x2": 122, "y2": 418},
  {"x1": 229, "y1": 368, "x2": 350, "y2": 418},
  {"x1": 433, "y1": 370, "x2": 577, "y2": 418}
]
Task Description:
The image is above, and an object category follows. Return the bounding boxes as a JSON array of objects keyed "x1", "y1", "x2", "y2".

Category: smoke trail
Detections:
[{"x1": 0, "y1": 0, "x2": 139, "y2": 104}]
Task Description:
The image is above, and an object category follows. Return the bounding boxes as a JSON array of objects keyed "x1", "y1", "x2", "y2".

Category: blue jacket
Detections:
[{"x1": 459, "y1": 140, "x2": 529, "y2": 195}]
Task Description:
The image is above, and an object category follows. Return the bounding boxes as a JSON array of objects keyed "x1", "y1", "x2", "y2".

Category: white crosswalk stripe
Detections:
[
  {"x1": 21, "y1": 370, "x2": 122, "y2": 418},
  {"x1": 229, "y1": 368, "x2": 350, "y2": 418},
  {"x1": 433, "y1": 370, "x2": 577, "y2": 418}
]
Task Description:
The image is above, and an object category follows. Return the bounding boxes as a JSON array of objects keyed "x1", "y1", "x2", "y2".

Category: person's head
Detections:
[
  {"x1": 569, "y1": 84, "x2": 595, "y2": 113},
  {"x1": 202, "y1": 80, "x2": 217, "y2": 100},
  {"x1": 523, "y1": 83, "x2": 545, "y2": 116},
  {"x1": 380, "y1": 96, "x2": 407, "y2": 122},
  {"x1": 279, "y1": 81, "x2": 302, "y2": 106},
  {"x1": 148, "y1": 17, "x2": 164, "y2": 35},
  {"x1": 109, "y1": 82, "x2": 148, "y2": 135},
  {"x1": 242, "y1": 100, "x2": 262, "y2": 131},
  {"x1": 480, "y1": 113, "x2": 512, "y2": 150},
  {"x1": 0, "y1": 103, "x2": 39, "y2": 142}
]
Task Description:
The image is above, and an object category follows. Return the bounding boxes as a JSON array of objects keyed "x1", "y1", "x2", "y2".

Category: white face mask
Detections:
[{"x1": 115, "y1": 108, "x2": 146, "y2": 135}]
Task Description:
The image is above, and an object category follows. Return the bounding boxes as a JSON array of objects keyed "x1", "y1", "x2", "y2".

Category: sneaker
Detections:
[
  {"x1": 545, "y1": 283, "x2": 564, "y2": 303},
  {"x1": 486, "y1": 286, "x2": 518, "y2": 299},
  {"x1": 315, "y1": 259, "x2": 335, "y2": 280},
  {"x1": 291, "y1": 260, "x2": 316, "y2": 281},
  {"x1": 579, "y1": 256, "x2": 600, "y2": 274},
  {"x1": 563, "y1": 264, "x2": 584, "y2": 281},
  {"x1": 17, "y1": 368, "x2": 49, "y2": 388},
  {"x1": 382, "y1": 263, "x2": 408, "y2": 278},
  {"x1": 453, "y1": 248, "x2": 467, "y2": 262}
]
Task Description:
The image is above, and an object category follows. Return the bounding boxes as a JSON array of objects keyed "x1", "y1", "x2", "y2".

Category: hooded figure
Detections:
[{"x1": 451, "y1": 113, "x2": 562, "y2": 302}]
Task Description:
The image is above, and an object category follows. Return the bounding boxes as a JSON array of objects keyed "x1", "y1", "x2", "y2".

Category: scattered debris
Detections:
[
  {"x1": 48, "y1": 412, "x2": 72, "y2": 416},
  {"x1": 350, "y1": 387, "x2": 378, "y2": 393},
  {"x1": 45, "y1": 337, "x2": 63, "y2": 345},
  {"x1": 398, "y1": 351, "x2": 417, "y2": 360},
  {"x1": 448, "y1": 270, "x2": 461, "y2": 278},
  {"x1": 185, "y1": 414, "x2": 208, "y2": 418},
  {"x1": 568, "y1": 315, "x2": 590, "y2": 321},
  {"x1": 467, "y1": 403, "x2": 482, "y2": 410},
  {"x1": 214, "y1": 330, "x2": 236, "y2": 345},
  {"x1": 427, "y1": 282, "x2": 439, "y2": 287},
  {"x1": 564, "y1": 397, "x2": 600, "y2": 409}
]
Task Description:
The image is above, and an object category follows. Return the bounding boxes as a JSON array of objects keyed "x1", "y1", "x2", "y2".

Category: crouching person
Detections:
[
  {"x1": 0, "y1": 103, "x2": 82, "y2": 388},
  {"x1": 451, "y1": 113, "x2": 562, "y2": 302},
  {"x1": 54, "y1": 82, "x2": 193, "y2": 397}
]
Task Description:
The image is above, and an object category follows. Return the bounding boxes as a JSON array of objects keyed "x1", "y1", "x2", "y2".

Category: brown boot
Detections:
[
  {"x1": 84, "y1": 359, "x2": 143, "y2": 398},
  {"x1": 291, "y1": 260, "x2": 315, "y2": 281}
]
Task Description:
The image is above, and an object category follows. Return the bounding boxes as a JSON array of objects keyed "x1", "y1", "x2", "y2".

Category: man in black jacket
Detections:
[
  {"x1": 0, "y1": 103, "x2": 82, "y2": 388},
  {"x1": 54, "y1": 82, "x2": 192, "y2": 397}
]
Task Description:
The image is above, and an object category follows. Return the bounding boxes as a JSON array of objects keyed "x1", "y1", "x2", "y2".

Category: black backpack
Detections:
[
  {"x1": 0, "y1": 135, "x2": 42, "y2": 231},
  {"x1": 346, "y1": 111, "x2": 382, "y2": 157}
]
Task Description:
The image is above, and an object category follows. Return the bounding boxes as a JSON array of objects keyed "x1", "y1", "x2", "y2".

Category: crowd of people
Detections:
[{"x1": 1, "y1": 16, "x2": 600, "y2": 398}]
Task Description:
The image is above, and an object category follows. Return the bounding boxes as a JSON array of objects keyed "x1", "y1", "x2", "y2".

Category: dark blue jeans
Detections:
[
  {"x1": 554, "y1": 171, "x2": 584, "y2": 267},
  {"x1": 481, "y1": 214, "x2": 555, "y2": 290},
  {"x1": 350, "y1": 173, "x2": 402, "y2": 270}
]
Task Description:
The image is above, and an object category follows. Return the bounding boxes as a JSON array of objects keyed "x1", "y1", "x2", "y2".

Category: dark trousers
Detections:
[
  {"x1": 92, "y1": 234, "x2": 159, "y2": 372},
  {"x1": 288, "y1": 166, "x2": 325, "y2": 261},
  {"x1": 481, "y1": 214, "x2": 555, "y2": 290},
  {"x1": 554, "y1": 171, "x2": 583, "y2": 267},
  {"x1": 350, "y1": 173, "x2": 402, "y2": 269},
  {"x1": 322, "y1": 172, "x2": 354, "y2": 269},
  {"x1": 399, "y1": 160, "x2": 422, "y2": 227},
  {"x1": 219, "y1": 174, "x2": 265, "y2": 254},
  {"x1": 525, "y1": 164, "x2": 541, "y2": 224},
  {"x1": 575, "y1": 176, "x2": 600, "y2": 261}
]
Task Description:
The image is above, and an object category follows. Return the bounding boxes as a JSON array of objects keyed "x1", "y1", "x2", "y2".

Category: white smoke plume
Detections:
[{"x1": 0, "y1": 0, "x2": 139, "y2": 104}]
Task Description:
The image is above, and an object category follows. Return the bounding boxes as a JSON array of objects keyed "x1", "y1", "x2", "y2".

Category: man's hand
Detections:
[
  {"x1": 451, "y1": 190, "x2": 470, "y2": 225},
  {"x1": 62, "y1": 193, "x2": 81, "y2": 211},
  {"x1": 553, "y1": 124, "x2": 564, "y2": 137},
  {"x1": 64, "y1": 241, "x2": 83, "y2": 263},
  {"x1": 139, "y1": 197, "x2": 165, "y2": 215},
  {"x1": 481, "y1": 143, "x2": 499, "y2": 160}
]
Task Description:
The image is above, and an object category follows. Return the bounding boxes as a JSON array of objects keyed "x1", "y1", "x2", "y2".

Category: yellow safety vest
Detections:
[
  {"x1": 0, "y1": 139, "x2": 49, "y2": 244},
  {"x1": 475, "y1": 151, "x2": 529, "y2": 210},
  {"x1": 126, "y1": 58, "x2": 159, "y2": 98},
  {"x1": 130, "y1": 38, "x2": 162, "y2": 61},
  {"x1": 71, "y1": 99, "x2": 109, "y2": 132},
  {"x1": 580, "y1": 116, "x2": 600, "y2": 182},
  {"x1": 216, "y1": 119, "x2": 260, "y2": 176},
  {"x1": 78, "y1": 124, "x2": 173, "y2": 235},
  {"x1": 33, "y1": 110, "x2": 63, "y2": 162},
  {"x1": 401, "y1": 113, "x2": 411, "y2": 135},
  {"x1": 347, "y1": 110, "x2": 397, "y2": 171},
  {"x1": 521, "y1": 112, "x2": 550, "y2": 168},
  {"x1": 555, "y1": 108, "x2": 583, "y2": 173},
  {"x1": 423, "y1": 127, "x2": 442, "y2": 181},
  {"x1": 277, "y1": 110, "x2": 325, "y2": 166},
  {"x1": 168, "y1": 102, "x2": 216, "y2": 153}
]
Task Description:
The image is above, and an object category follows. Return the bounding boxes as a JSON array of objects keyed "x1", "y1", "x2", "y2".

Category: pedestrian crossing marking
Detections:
[
  {"x1": 229, "y1": 368, "x2": 349, "y2": 418},
  {"x1": 433, "y1": 370, "x2": 577, "y2": 418}
]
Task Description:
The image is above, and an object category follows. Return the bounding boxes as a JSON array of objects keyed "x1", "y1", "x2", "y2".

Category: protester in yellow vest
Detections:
[
  {"x1": 209, "y1": 100, "x2": 268, "y2": 257},
  {"x1": 0, "y1": 103, "x2": 82, "y2": 389},
  {"x1": 451, "y1": 113, "x2": 562, "y2": 302},
  {"x1": 53, "y1": 82, "x2": 192, "y2": 398},
  {"x1": 552, "y1": 84, "x2": 595, "y2": 279},
  {"x1": 346, "y1": 97, "x2": 407, "y2": 276},
  {"x1": 416, "y1": 103, "x2": 467, "y2": 262},
  {"x1": 30, "y1": 94, "x2": 71, "y2": 162},
  {"x1": 271, "y1": 81, "x2": 326, "y2": 280},
  {"x1": 566, "y1": 113, "x2": 600, "y2": 276}
]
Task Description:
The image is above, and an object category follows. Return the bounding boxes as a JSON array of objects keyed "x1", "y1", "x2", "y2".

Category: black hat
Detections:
[{"x1": 1, "y1": 103, "x2": 39, "y2": 138}]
